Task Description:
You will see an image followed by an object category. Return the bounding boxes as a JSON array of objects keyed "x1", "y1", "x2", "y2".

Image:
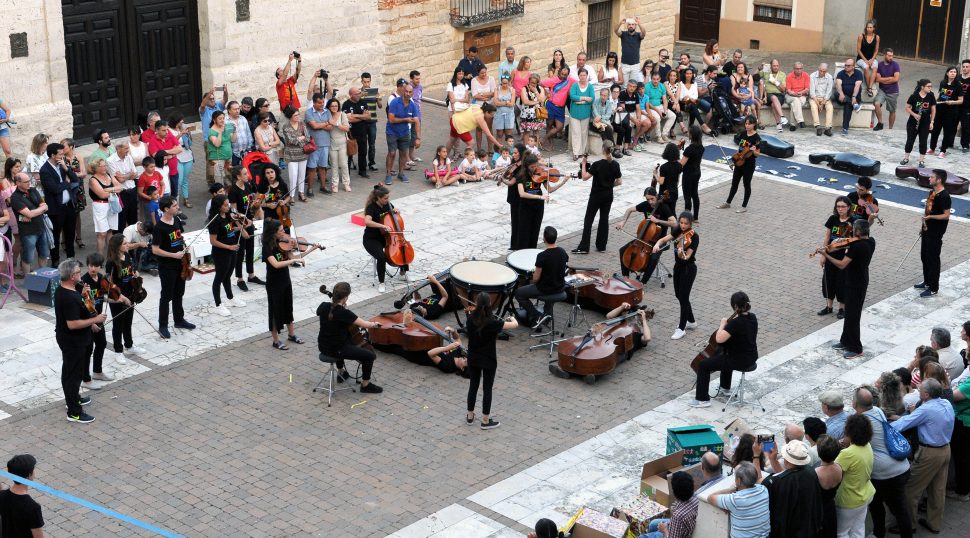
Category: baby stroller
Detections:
[
  {"x1": 242, "y1": 151, "x2": 273, "y2": 193},
  {"x1": 709, "y1": 78, "x2": 745, "y2": 135}
]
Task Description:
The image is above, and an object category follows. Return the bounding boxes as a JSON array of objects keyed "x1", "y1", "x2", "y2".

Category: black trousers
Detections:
[
  {"x1": 577, "y1": 195, "x2": 612, "y2": 251},
  {"x1": 682, "y1": 172, "x2": 700, "y2": 220},
  {"x1": 836, "y1": 95, "x2": 854, "y2": 131},
  {"x1": 869, "y1": 471, "x2": 913, "y2": 538},
  {"x1": 58, "y1": 336, "x2": 88, "y2": 416},
  {"x1": 930, "y1": 106, "x2": 959, "y2": 152},
  {"x1": 905, "y1": 117, "x2": 929, "y2": 155},
  {"x1": 158, "y1": 265, "x2": 185, "y2": 327},
  {"x1": 120, "y1": 188, "x2": 139, "y2": 229},
  {"x1": 619, "y1": 241, "x2": 661, "y2": 283},
  {"x1": 362, "y1": 122, "x2": 377, "y2": 166},
  {"x1": 363, "y1": 237, "x2": 408, "y2": 283},
  {"x1": 516, "y1": 200, "x2": 544, "y2": 250},
  {"x1": 334, "y1": 343, "x2": 376, "y2": 380},
  {"x1": 961, "y1": 109, "x2": 970, "y2": 150},
  {"x1": 49, "y1": 210, "x2": 77, "y2": 265},
  {"x1": 109, "y1": 301, "x2": 133, "y2": 352},
  {"x1": 508, "y1": 197, "x2": 520, "y2": 250},
  {"x1": 694, "y1": 353, "x2": 738, "y2": 401},
  {"x1": 234, "y1": 234, "x2": 254, "y2": 278},
  {"x1": 953, "y1": 420, "x2": 970, "y2": 496},
  {"x1": 613, "y1": 119, "x2": 632, "y2": 145},
  {"x1": 822, "y1": 260, "x2": 845, "y2": 302},
  {"x1": 673, "y1": 262, "x2": 696, "y2": 330},
  {"x1": 684, "y1": 104, "x2": 705, "y2": 127},
  {"x1": 840, "y1": 282, "x2": 867, "y2": 353},
  {"x1": 83, "y1": 325, "x2": 106, "y2": 381},
  {"x1": 589, "y1": 122, "x2": 615, "y2": 144},
  {"x1": 467, "y1": 365, "x2": 496, "y2": 415},
  {"x1": 212, "y1": 249, "x2": 236, "y2": 305},
  {"x1": 920, "y1": 232, "x2": 943, "y2": 292},
  {"x1": 726, "y1": 162, "x2": 754, "y2": 207}
]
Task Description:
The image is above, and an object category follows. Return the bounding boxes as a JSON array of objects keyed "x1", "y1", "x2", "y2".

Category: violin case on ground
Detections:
[
  {"x1": 733, "y1": 133, "x2": 794, "y2": 158},
  {"x1": 808, "y1": 152, "x2": 881, "y2": 177},
  {"x1": 895, "y1": 166, "x2": 970, "y2": 195}
]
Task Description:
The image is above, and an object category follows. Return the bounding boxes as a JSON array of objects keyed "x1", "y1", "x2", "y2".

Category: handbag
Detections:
[
  {"x1": 536, "y1": 101, "x2": 548, "y2": 120},
  {"x1": 74, "y1": 184, "x2": 87, "y2": 212},
  {"x1": 107, "y1": 192, "x2": 123, "y2": 215},
  {"x1": 301, "y1": 123, "x2": 317, "y2": 155},
  {"x1": 881, "y1": 414, "x2": 911, "y2": 461},
  {"x1": 347, "y1": 137, "x2": 358, "y2": 156}
]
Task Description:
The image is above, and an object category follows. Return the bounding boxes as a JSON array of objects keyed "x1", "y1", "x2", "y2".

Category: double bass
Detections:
[
  {"x1": 572, "y1": 271, "x2": 643, "y2": 311},
  {"x1": 621, "y1": 195, "x2": 670, "y2": 273},
  {"x1": 382, "y1": 207, "x2": 415, "y2": 267},
  {"x1": 366, "y1": 310, "x2": 442, "y2": 352},
  {"x1": 554, "y1": 307, "x2": 654, "y2": 383}
]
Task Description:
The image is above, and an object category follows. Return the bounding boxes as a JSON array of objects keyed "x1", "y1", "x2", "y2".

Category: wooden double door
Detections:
[
  {"x1": 871, "y1": 0, "x2": 966, "y2": 64},
  {"x1": 62, "y1": 0, "x2": 202, "y2": 136},
  {"x1": 679, "y1": 0, "x2": 721, "y2": 43}
]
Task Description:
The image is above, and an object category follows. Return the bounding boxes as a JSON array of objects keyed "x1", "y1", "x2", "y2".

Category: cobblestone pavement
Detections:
[{"x1": 2, "y1": 76, "x2": 970, "y2": 536}]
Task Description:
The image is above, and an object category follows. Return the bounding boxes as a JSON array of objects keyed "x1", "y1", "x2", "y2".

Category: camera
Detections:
[
  {"x1": 292, "y1": 51, "x2": 301, "y2": 59},
  {"x1": 318, "y1": 69, "x2": 329, "y2": 80}
]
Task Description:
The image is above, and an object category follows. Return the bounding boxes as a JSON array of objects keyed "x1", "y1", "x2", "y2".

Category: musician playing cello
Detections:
[
  {"x1": 689, "y1": 291, "x2": 758, "y2": 408},
  {"x1": 616, "y1": 187, "x2": 675, "y2": 283},
  {"x1": 362, "y1": 185, "x2": 410, "y2": 293},
  {"x1": 550, "y1": 301, "x2": 652, "y2": 379}
]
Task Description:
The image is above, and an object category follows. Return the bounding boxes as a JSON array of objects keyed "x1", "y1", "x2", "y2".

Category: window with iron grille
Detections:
[
  {"x1": 449, "y1": 0, "x2": 525, "y2": 28},
  {"x1": 753, "y1": 4, "x2": 792, "y2": 26},
  {"x1": 586, "y1": 0, "x2": 613, "y2": 59}
]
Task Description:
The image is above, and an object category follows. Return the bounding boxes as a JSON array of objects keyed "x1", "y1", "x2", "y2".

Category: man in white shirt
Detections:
[
  {"x1": 569, "y1": 52, "x2": 600, "y2": 84},
  {"x1": 107, "y1": 141, "x2": 138, "y2": 229},
  {"x1": 930, "y1": 327, "x2": 964, "y2": 381},
  {"x1": 809, "y1": 63, "x2": 835, "y2": 136}
]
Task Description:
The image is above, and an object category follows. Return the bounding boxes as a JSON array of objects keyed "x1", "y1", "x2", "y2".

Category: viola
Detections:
[
  {"x1": 366, "y1": 311, "x2": 443, "y2": 352},
  {"x1": 572, "y1": 270, "x2": 643, "y2": 311},
  {"x1": 382, "y1": 208, "x2": 415, "y2": 267},
  {"x1": 82, "y1": 287, "x2": 98, "y2": 316},
  {"x1": 130, "y1": 275, "x2": 148, "y2": 304},
  {"x1": 810, "y1": 236, "x2": 862, "y2": 257},
  {"x1": 858, "y1": 193, "x2": 884, "y2": 226},
  {"x1": 621, "y1": 199, "x2": 669, "y2": 273},
  {"x1": 675, "y1": 229, "x2": 695, "y2": 259},
  {"x1": 248, "y1": 193, "x2": 266, "y2": 213},
  {"x1": 691, "y1": 312, "x2": 736, "y2": 373},
  {"x1": 922, "y1": 189, "x2": 937, "y2": 233},
  {"x1": 555, "y1": 307, "x2": 654, "y2": 380},
  {"x1": 276, "y1": 201, "x2": 292, "y2": 229}
]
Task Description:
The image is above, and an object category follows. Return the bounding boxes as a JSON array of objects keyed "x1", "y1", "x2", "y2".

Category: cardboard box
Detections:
[
  {"x1": 639, "y1": 450, "x2": 685, "y2": 506},
  {"x1": 721, "y1": 418, "x2": 754, "y2": 461},
  {"x1": 23, "y1": 267, "x2": 59, "y2": 307},
  {"x1": 611, "y1": 495, "x2": 668, "y2": 536},
  {"x1": 667, "y1": 425, "x2": 724, "y2": 466},
  {"x1": 569, "y1": 507, "x2": 630, "y2": 538}
]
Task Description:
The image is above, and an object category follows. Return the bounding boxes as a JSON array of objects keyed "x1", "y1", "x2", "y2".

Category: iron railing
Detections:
[{"x1": 449, "y1": 0, "x2": 525, "y2": 28}]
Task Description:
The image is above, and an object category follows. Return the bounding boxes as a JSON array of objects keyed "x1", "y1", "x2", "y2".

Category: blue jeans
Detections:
[
  {"x1": 177, "y1": 160, "x2": 193, "y2": 200},
  {"x1": 20, "y1": 232, "x2": 50, "y2": 264},
  {"x1": 639, "y1": 518, "x2": 669, "y2": 538}
]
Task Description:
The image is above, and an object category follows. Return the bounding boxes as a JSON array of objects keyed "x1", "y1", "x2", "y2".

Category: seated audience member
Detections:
[
  {"x1": 818, "y1": 390, "x2": 850, "y2": 440},
  {"x1": 640, "y1": 471, "x2": 698, "y2": 538},
  {"x1": 929, "y1": 326, "x2": 963, "y2": 381},
  {"x1": 709, "y1": 461, "x2": 770, "y2": 538},
  {"x1": 761, "y1": 441, "x2": 823, "y2": 537},
  {"x1": 456, "y1": 148, "x2": 479, "y2": 184},
  {"x1": 698, "y1": 451, "x2": 723, "y2": 492},
  {"x1": 834, "y1": 414, "x2": 875, "y2": 537},
  {"x1": 814, "y1": 434, "x2": 843, "y2": 538},
  {"x1": 528, "y1": 518, "x2": 563, "y2": 538}
]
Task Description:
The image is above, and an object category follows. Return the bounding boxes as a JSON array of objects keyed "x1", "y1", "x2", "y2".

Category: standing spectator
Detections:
[
  {"x1": 0, "y1": 98, "x2": 13, "y2": 159},
  {"x1": 359, "y1": 72, "x2": 381, "y2": 173},
  {"x1": 900, "y1": 79, "x2": 935, "y2": 167},
  {"x1": 279, "y1": 105, "x2": 309, "y2": 201},
  {"x1": 128, "y1": 127, "x2": 148, "y2": 176},
  {"x1": 569, "y1": 53, "x2": 600, "y2": 84},
  {"x1": 148, "y1": 119, "x2": 182, "y2": 195},
  {"x1": 248, "y1": 98, "x2": 277, "y2": 133},
  {"x1": 835, "y1": 59, "x2": 864, "y2": 136},
  {"x1": 253, "y1": 110, "x2": 282, "y2": 169},
  {"x1": 818, "y1": 390, "x2": 850, "y2": 440},
  {"x1": 227, "y1": 100, "x2": 253, "y2": 166},
  {"x1": 62, "y1": 138, "x2": 88, "y2": 250},
  {"x1": 540, "y1": 67, "x2": 573, "y2": 148},
  {"x1": 834, "y1": 414, "x2": 874, "y2": 538},
  {"x1": 547, "y1": 49, "x2": 568, "y2": 77},
  {"x1": 813, "y1": 434, "x2": 843, "y2": 538},
  {"x1": 959, "y1": 59, "x2": 970, "y2": 152},
  {"x1": 446, "y1": 67, "x2": 471, "y2": 116},
  {"x1": 891, "y1": 378, "x2": 954, "y2": 534},
  {"x1": 617, "y1": 17, "x2": 644, "y2": 83},
  {"x1": 853, "y1": 386, "x2": 913, "y2": 538},
  {"x1": 341, "y1": 89, "x2": 370, "y2": 178},
  {"x1": 599, "y1": 51, "x2": 623, "y2": 86},
  {"x1": 951, "y1": 370, "x2": 970, "y2": 503},
  {"x1": 407, "y1": 70, "x2": 423, "y2": 167},
  {"x1": 928, "y1": 66, "x2": 964, "y2": 157},
  {"x1": 39, "y1": 143, "x2": 80, "y2": 266},
  {"x1": 810, "y1": 63, "x2": 835, "y2": 136},
  {"x1": 199, "y1": 85, "x2": 228, "y2": 133},
  {"x1": 326, "y1": 98, "x2": 351, "y2": 192},
  {"x1": 9, "y1": 172, "x2": 49, "y2": 274},
  {"x1": 88, "y1": 129, "x2": 114, "y2": 162},
  {"x1": 384, "y1": 84, "x2": 420, "y2": 185},
  {"x1": 0, "y1": 454, "x2": 45, "y2": 536},
  {"x1": 457, "y1": 47, "x2": 485, "y2": 86},
  {"x1": 303, "y1": 93, "x2": 333, "y2": 198},
  {"x1": 928, "y1": 326, "x2": 963, "y2": 381},
  {"x1": 761, "y1": 440, "x2": 824, "y2": 537},
  {"x1": 767, "y1": 423, "x2": 821, "y2": 471},
  {"x1": 856, "y1": 21, "x2": 880, "y2": 96},
  {"x1": 275, "y1": 53, "x2": 302, "y2": 112},
  {"x1": 709, "y1": 461, "x2": 770, "y2": 538},
  {"x1": 87, "y1": 158, "x2": 123, "y2": 254},
  {"x1": 785, "y1": 62, "x2": 810, "y2": 131},
  {"x1": 107, "y1": 141, "x2": 138, "y2": 228},
  {"x1": 519, "y1": 74, "x2": 547, "y2": 143},
  {"x1": 567, "y1": 69, "x2": 596, "y2": 160},
  {"x1": 512, "y1": 56, "x2": 533, "y2": 100},
  {"x1": 471, "y1": 67, "x2": 496, "y2": 149},
  {"x1": 25, "y1": 134, "x2": 48, "y2": 185},
  {"x1": 872, "y1": 49, "x2": 901, "y2": 131},
  {"x1": 498, "y1": 46, "x2": 516, "y2": 79},
  {"x1": 173, "y1": 117, "x2": 195, "y2": 208},
  {"x1": 641, "y1": 471, "x2": 699, "y2": 538},
  {"x1": 240, "y1": 96, "x2": 256, "y2": 123},
  {"x1": 205, "y1": 111, "x2": 234, "y2": 186},
  {"x1": 760, "y1": 59, "x2": 788, "y2": 132},
  {"x1": 492, "y1": 74, "x2": 517, "y2": 150}
]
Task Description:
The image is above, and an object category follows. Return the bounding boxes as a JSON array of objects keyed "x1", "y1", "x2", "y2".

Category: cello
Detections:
[
  {"x1": 691, "y1": 312, "x2": 736, "y2": 373},
  {"x1": 620, "y1": 194, "x2": 670, "y2": 273},
  {"x1": 554, "y1": 307, "x2": 654, "y2": 383},
  {"x1": 382, "y1": 206, "x2": 415, "y2": 267}
]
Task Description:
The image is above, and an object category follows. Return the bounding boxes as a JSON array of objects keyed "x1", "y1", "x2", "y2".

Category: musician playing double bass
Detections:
[
  {"x1": 550, "y1": 301, "x2": 653, "y2": 380},
  {"x1": 689, "y1": 291, "x2": 758, "y2": 408},
  {"x1": 616, "y1": 187, "x2": 675, "y2": 283},
  {"x1": 363, "y1": 185, "x2": 410, "y2": 293},
  {"x1": 408, "y1": 274, "x2": 450, "y2": 321},
  {"x1": 316, "y1": 282, "x2": 384, "y2": 394}
]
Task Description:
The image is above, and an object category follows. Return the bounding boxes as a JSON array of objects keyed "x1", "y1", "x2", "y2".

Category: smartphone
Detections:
[
  {"x1": 214, "y1": 85, "x2": 225, "y2": 92},
  {"x1": 758, "y1": 433, "x2": 775, "y2": 453}
]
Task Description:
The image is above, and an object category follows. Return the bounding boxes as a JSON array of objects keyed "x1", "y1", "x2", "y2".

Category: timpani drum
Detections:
[
  {"x1": 449, "y1": 260, "x2": 518, "y2": 311},
  {"x1": 505, "y1": 248, "x2": 542, "y2": 283}
]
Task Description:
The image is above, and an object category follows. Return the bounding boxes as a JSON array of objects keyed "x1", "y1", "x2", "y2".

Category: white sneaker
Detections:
[
  {"x1": 227, "y1": 297, "x2": 247, "y2": 307},
  {"x1": 776, "y1": 123, "x2": 783, "y2": 132},
  {"x1": 108, "y1": 350, "x2": 126, "y2": 365},
  {"x1": 214, "y1": 304, "x2": 232, "y2": 317},
  {"x1": 91, "y1": 372, "x2": 115, "y2": 382},
  {"x1": 398, "y1": 272, "x2": 413, "y2": 282},
  {"x1": 688, "y1": 399, "x2": 712, "y2": 408},
  {"x1": 81, "y1": 381, "x2": 102, "y2": 391},
  {"x1": 780, "y1": 117, "x2": 788, "y2": 126},
  {"x1": 685, "y1": 321, "x2": 698, "y2": 330},
  {"x1": 378, "y1": 283, "x2": 386, "y2": 293},
  {"x1": 126, "y1": 346, "x2": 147, "y2": 356},
  {"x1": 671, "y1": 328, "x2": 687, "y2": 340}
]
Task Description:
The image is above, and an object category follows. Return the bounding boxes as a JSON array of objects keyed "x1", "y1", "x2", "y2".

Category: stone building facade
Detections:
[{"x1": 0, "y1": 0, "x2": 672, "y2": 154}]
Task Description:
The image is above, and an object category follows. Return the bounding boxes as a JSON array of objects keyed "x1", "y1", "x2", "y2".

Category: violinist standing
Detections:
[
  {"x1": 362, "y1": 185, "x2": 410, "y2": 293},
  {"x1": 228, "y1": 166, "x2": 264, "y2": 291},
  {"x1": 846, "y1": 176, "x2": 880, "y2": 225},
  {"x1": 499, "y1": 143, "x2": 527, "y2": 250},
  {"x1": 817, "y1": 196, "x2": 854, "y2": 318},
  {"x1": 573, "y1": 141, "x2": 621, "y2": 254},
  {"x1": 679, "y1": 125, "x2": 704, "y2": 220},
  {"x1": 653, "y1": 142, "x2": 682, "y2": 213},
  {"x1": 152, "y1": 195, "x2": 196, "y2": 339},
  {"x1": 264, "y1": 219, "x2": 320, "y2": 350},
  {"x1": 616, "y1": 187, "x2": 675, "y2": 283},
  {"x1": 689, "y1": 292, "x2": 758, "y2": 408},
  {"x1": 717, "y1": 115, "x2": 761, "y2": 213},
  {"x1": 207, "y1": 194, "x2": 248, "y2": 317},
  {"x1": 105, "y1": 234, "x2": 145, "y2": 360},
  {"x1": 316, "y1": 282, "x2": 383, "y2": 393},
  {"x1": 653, "y1": 212, "x2": 698, "y2": 340},
  {"x1": 261, "y1": 165, "x2": 291, "y2": 229},
  {"x1": 515, "y1": 153, "x2": 568, "y2": 250},
  {"x1": 79, "y1": 253, "x2": 124, "y2": 387},
  {"x1": 466, "y1": 291, "x2": 519, "y2": 430},
  {"x1": 915, "y1": 169, "x2": 951, "y2": 298},
  {"x1": 55, "y1": 259, "x2": 105, "y2": 424},
  {"x1": 818, "y1": 220, "x2": 875, "y2": 359}
]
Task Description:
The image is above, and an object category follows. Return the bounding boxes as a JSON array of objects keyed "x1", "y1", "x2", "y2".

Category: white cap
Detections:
[{"x1": 626, "y1": 18, "x2": 635, "y2": 24}]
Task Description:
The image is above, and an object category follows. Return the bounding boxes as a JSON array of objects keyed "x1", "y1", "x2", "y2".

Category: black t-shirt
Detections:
[
  {"x1": 316, "y1": 302, "x2": 358, "y2": 355},
  {"x1": 152, "y1": 218, "x2": 184, "y2": 269},
  {"x1": 79, "y1": 273, "x2": 107, "y2": 313},
  {"x1": 937, "y1": 80, "x2": 963, "y2": 107},
  {"x1": 656, "y1": 63, "x2": 672, "y2": 83},
  {"x1": 505, "y1": 163, "x2": 522, "y2": 203},
  {"x1": 517, "y1": 173, "x2": 544, "y2": 206},
  {"x1": 342, "y1": 99, "x2": 368, "y2": 135},
  {"x1": 844, "y1": 237, "x2": 875, "y2": 287},
  {"x1": 435, "y1": 349, "x2": 469, "y2": 377},
  {"x1": 262, "y1": 243, "x2": 289, "y2": 283},
  {"x1": 535, "y1": 246, "x2": 569, "y2": 294},
  {"x1": 959, "y1": 76, "x2": 970, "y2": 111},
  {"x1": 106, "y1": 255, "x2": 136, "y2": 297},
  {"x1": 0, "y1": 489, "x2": 44, "y2": 538},
  {"x1": 672, "y1": 228, "x2": 698, "y2": 265},
  {"x1": 737, "y1": 132, "x2": 761, "y2": 165},
  {"x1": 54, "y1": 284, "x2": 92, "y2": 347},
  {"x1": 9, "y1": 188, "x2": 43, "y2": 236},
  {"x1": 682, "y1": 143, "x2": 703, "y2": 178},
  {"x1": 619, "y1": 30, "x2": 643, "y2": 65},
  {"x1": 228, "y1": 182, "x2": 257, "y2": 232},
  {"x1": 846, "y1": 192, "x2": 878, "y2": 222},
  {"x1": 619, "y1": 90, "x2": 639, "y2": 114},
  {"x1": 264, "y1": 180, "x2": 290, "y2": 211},
  {"x1": 925, "y1": 190, "x2": 951, "y2": 236},
  {"x1": 724, "y1": 313, "x2": 758, "y2": 366},
  {"x1": 364, "y1": 202, "x2": 393, "y2": 241},
  {"x1": 588, "y1": 159, "x2": 621, "y2": 197},
  {"x1": 824, "y1": 215, "x2": 854, "y2": 240},
  {"x1": 658, "y1": 161, "x2": 682, "y2": 203},
  {"x1": 410, "y1": 294, "x2": 445, "y2": 320},
  {"x1": 207, "y1": 214, "x2": 239, "y2": 252},
  {"x1": 635, "y1": 200, "x2": 674, "y2": 232},
  {"x1": 907, "y1": 92, "x2": 936, "y2": 120},
  {"x1": 722, "y1": 61, "x2": 739, "y2": 77},
  {"x1": 465, "y1": 316, "x2": 505, "y2": 369}
]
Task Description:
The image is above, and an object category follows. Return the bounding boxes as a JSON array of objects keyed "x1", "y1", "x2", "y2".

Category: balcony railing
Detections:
[{"x1": 449, "y1": 0, "x2": 525, "y2": 28}]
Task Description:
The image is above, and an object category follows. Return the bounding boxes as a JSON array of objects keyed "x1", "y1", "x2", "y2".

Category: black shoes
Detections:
[
  {"x1": 873, "y1": 123, "x2": 884, "y2": 131},
  {"x1": 837, "y1": 308, "x2": 845, "y2": 319},
  {"x1": 247, "y1": 276, "x2": 265, "y2": 285},
  {"x1": 571, "y1": 248, "x2": 589, "y2": 254},
  {"x1": 173, "y1": 319, "x2": 196, "y2": 330},
  {"x1": 914, "y1": 282, "x2": 927, "y2": 289},
  {"x1": 336, "y1": 370, "x2": 351, "y2": 383},
  {"x1": 817, "y1": 306, "x2": 833, "y2": 316},
  {"x1": 480, "y1": 419, "x2": 500, "y2": 430},
  {"x1": 67, "y1": 413, "x2": 95, "y2": 424},
  {"x1": 237, "y1": 280, "x2": 250, "y2": 292},
  {"x1": 360, "y1": 382, "x2": 383, "y2": 394}
]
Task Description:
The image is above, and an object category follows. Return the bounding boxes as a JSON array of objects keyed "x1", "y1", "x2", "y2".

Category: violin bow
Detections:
[{"x1": 895, "y1": 232, "x2": 922, "y2": 273}]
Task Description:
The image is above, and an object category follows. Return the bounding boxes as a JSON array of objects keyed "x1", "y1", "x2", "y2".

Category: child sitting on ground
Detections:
[
  {"x1": 456, "y1": 148, "x2": 480, "y2": 184},
  {"x1": 472, "y1": 149, "x2": 490, "y2": 179},
  {"x1": 494, "y1": 146, "x2": 512, "y2": 170},
  {"x1": 425, "y1": 145, "x2": 459, "y2": 189}
]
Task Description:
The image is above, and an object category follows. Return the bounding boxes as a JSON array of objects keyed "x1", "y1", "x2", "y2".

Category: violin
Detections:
[
  {"x1": 572, "y1": 270, "x2": 644, "y2": 311},
  {"x1": 691, "y1": 312, "x2": 737, "y2": 373},
  {"x1": 922, "y1": 189, "x2": 937, "y2": 233},
  {"x1": 82, "y1": 287, "x2": 98, "y2": 316},
  {"x1": 180, "y1": 251, "x2": 194, "y2": 281},
  {"x1": 621, "y1": 199, "x2": 669, "y2": 273},
  {"x1": 248, "y1": 193, "x2": 266, "y2": 213},
  {"x1": 731, "y1": 145, "x2": 756, "y2": 167},
  {"x1": 99, "y1": 278, "x2": 124, "y2": 302},
  {"x1": 810, "y1": 236, "x2": 862, "y2": 257},
  {"x1": 276, "y1": 201, "x2": 292, "y2": 229},
  {"x1": 130, "y1": 275, "x2": 148, "y2": 304},
  {"x1": 366, "y1": 310, "x2": 443, "y2": 352},
  {"x1": 555, "y1": 307, "x2": 654, "y2": 379},
  {"x1": 531, "y1": 164, "x2": 569, "y2": 184},
  {"x1": 382, "y1": 207, "x2": 415, "y2": 267},
  {"x1": 279, "y1": 233, "x2": 323, "y2": 266},
  {"x1": 675, "y1": 229, "x2": 695, "y2": 260},
  {"x1": 229, "y1": 209, "x2": 252, "y2": 228},
  {"x1": 858, "y1": 193, "x2": 884, "y2": 226}
]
